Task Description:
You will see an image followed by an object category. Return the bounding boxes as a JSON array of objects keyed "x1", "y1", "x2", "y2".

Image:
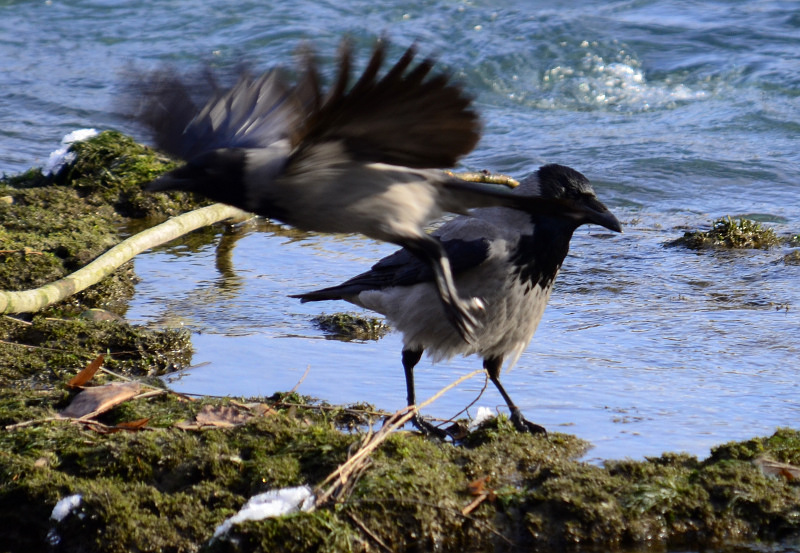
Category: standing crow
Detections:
[{"x1": 292, "y1": 164, "x2": 621, "y2": 436}]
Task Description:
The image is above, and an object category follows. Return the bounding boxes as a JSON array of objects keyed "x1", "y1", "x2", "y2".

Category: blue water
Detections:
[{"x1": 2, "y1": 1, "x2": 799, "y2": 470}]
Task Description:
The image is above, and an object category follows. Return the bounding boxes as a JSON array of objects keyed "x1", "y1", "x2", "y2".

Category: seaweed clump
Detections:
[
  {"x1": 311, "y1": 312, "x2": 389, "y2": 341},
  {"x1": 0, "y1": 130, "x2": 207, "y2": 305},
  {"x1": 670, "y1": 216, "x2": 780, "y2": 250},
  {"x1": 52, "y1": 129, "x2": 200, "y2": 218}
]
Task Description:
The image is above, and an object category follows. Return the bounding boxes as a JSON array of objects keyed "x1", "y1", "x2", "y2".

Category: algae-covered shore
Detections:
[{"x1": 1, "y1": 132, "x2": 799, "y2": 552}]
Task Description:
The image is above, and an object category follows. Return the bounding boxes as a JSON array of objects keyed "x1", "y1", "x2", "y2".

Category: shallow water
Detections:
[{"x1": 2, "y1": 1, "x2": 799, "y2": 467}]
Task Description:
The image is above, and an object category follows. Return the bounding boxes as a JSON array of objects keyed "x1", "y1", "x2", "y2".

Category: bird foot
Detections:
[
  {"x1": 510, "y1": 409, "x2": 547, "y2": 436},
  {"x1": 410, "y1": 414, "x2": 450, "y2": 440}
]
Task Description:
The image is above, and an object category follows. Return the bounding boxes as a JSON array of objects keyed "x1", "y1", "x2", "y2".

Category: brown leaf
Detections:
[
  {"x1": 195, "y1": 405, "x2": 252, "y2": 427},
  {"x1": 59, "y1": 381, "x2": 141, "y2": 419},
  {"x1": 67, "y1": 354, "x2": 105, "y2": 388},
  {"x1": 467, "y1": 475, "x2": 491, "y2": 496},
  {"x1": 754, "y1": 456, "x2": 800, "y2": 481},
  {"x1": 174, "y1": 403, "x2": 277, "y2": 431},
  {"x1": 231, "y1": 401, "x2": 278, "y2": 417},
  {"x1": 173, "y1": 421, "x2": 202, "y2": 431},
  {"x1": 114, "y1": 418, "x2": 150, "y2": 430},
  {"x1": 87, "y1": 418, "x2": 151, "y2": 435}
]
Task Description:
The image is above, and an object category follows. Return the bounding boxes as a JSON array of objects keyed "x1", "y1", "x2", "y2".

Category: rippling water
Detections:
[{"x1": 2, "y1": 1, "x2": 799, "y2": 466}]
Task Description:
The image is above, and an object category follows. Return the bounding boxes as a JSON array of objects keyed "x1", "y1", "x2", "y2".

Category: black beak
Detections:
[{"x1": 579, "y1": 197, "x2": 622, "y2": 232}]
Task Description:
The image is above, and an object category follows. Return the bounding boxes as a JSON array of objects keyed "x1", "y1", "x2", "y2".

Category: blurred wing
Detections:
[
  {"x1": 295, "y1": 39, "x2": 481, "y2": 168},
  {"x1": 126, "y1": 66, "x2": 303, "y2": 160}
]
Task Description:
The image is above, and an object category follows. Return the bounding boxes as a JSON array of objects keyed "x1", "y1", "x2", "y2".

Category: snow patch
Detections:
[
  {"x1": 50, "y1": 494, "x2": 82, "y2": 522},
  {"x1": 43, "y1": 128, "x2": 99, "y2": 175},
  {"x1": 213, "y1": 485, "x2": 315, "y2": 538}
]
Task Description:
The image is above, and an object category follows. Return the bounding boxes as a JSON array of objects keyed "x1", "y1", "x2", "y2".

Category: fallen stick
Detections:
[{"x1": 0, "y1": 204, "x2": 250, "y2": 314}]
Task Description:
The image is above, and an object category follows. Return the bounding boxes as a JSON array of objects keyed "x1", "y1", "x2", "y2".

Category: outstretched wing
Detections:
[
  {"x1": 124, "y1": 65, "x2": 301, "y2": 160},
  {"x1": 294, "y1": 39, "x2": 481, "y2": 169}
]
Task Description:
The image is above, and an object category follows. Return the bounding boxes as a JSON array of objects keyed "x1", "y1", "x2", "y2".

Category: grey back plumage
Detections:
[{"x1": 294, "y1": 164, "x2": 619, "y2": 367}]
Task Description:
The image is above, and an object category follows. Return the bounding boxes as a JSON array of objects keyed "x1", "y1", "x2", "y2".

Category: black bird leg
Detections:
[
  {"x1": 484, "y1": 356, "x2": 547, "y2": 436},
  {"x1": 402, "y1": 348, "x2": 448, "y2": 439},
  {"x1": 401, "y1": 235, "x2": 480, "y2": 344}
]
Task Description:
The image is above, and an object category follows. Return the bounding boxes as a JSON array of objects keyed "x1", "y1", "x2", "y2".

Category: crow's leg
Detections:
[
  {"x1": 402, "y1": 348, "x2": 448, "y2": 439},
  {"x1": 484, "y1": 356, "x2": 547, "y2": 436},
  {"x1": 401, "y1": 235, "x2": 481, "y2": 344}
]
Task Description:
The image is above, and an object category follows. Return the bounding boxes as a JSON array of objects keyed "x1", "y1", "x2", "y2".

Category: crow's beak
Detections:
[{"x1": 582, "y1": 198, "x2": 622, "y2": 232}]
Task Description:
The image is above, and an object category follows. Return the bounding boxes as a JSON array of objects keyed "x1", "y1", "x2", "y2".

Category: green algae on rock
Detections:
[
  {"x1": 0, "y1": 130, "x2": 196, "y2": 396},
  {"x1": 52, "y1": 129, "x2": 200, "y2": 218},
  {"x1": 0, "y1": 130, "x2": 207, "y2": 306},
  {"x1": 3, "y1": 390, "x2": 800, "y2": 553},
  {"x1": 311, "y1": 312, "x2": 389, "y2": 341},
  {"x1": 0, "y1": 315, "x2": 192, "y2": 390},
  {"x1": 669, "y1": 216, "x2": 781, "y2": 250}
]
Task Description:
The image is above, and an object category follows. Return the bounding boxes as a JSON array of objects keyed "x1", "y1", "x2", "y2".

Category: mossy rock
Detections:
[
  {"x1": 311, "y1": 312, "x2": 389, "y2": 341},
  {"x1": 0, "y1": 130, "x2": 209, "y2": 314},
  {"x1": 782, "y1": 250, "x2": 800, "y2": 265},
  {"x1": 4, "y1": 389, "x2": 800, "y2": 553},
  {"x1": 669, "y1": 216, "x2": 780, "y2": 250},
  {"x1": 53, "y1": 129, "x2": 202, "y2": 218},
  {"x1": 0, "y1": 315, "x2": 192, "y2": 389}
]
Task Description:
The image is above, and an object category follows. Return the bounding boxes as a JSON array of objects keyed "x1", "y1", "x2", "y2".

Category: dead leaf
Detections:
[
  {"x1": 59, "y1": 381, "x2": 141, "y2": 419},
  {"x1": 467, "y1": 475, "x2": 491, "y2": 496},
  {"x1": 67, "y1": 354, "x2": 104, "y2": 388},
  {"x1": 230, "y1": 401, "x2": 278, "y2": 417},
  {"x1": 86, "y1": 418, "x2": 151, "y2": 435},
  {"x1": 173, "y1": 421, "x2": 202, "y2": 431},
  {"x1": 114, "y1": 418, "x2": 150, "y2": 430},
  {"x1": 754, "y1": 456, "x2": 800, "y2": 481},
  {"x1": 195, "y1": 404, "x2": 252, "y2": 427},
  {"x1": 174, "y1": 403, "x2": 277, "y2": 431}
]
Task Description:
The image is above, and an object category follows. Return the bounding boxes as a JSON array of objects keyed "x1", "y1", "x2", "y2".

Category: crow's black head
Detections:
[{"x1": 530, "y1": 164, "x2": 621, "y2": 233}]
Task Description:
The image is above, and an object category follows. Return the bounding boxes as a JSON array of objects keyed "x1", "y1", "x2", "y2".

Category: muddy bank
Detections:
[{"x1": 1, "y1": 132, "x2": 799, "y2": 552}]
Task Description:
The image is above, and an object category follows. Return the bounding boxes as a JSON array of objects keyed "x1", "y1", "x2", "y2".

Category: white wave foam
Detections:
[{"x1": 502, "y1": 44, "x2": 708, "y2": 112}]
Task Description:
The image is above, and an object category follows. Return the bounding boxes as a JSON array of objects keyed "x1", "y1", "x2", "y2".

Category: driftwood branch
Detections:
[{"x1": 0, "y1": 204, "x2": 250, "y2": 314}]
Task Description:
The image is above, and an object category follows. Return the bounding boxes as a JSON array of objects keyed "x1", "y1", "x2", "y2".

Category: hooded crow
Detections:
[
  {"x1": 124, "y1": 39, "x2": 601, "y2": 343},
  {"x1": 292, "y1": 164, "x2": 621, "y2": 436}
]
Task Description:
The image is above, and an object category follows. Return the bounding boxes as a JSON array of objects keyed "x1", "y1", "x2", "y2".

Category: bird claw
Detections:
[
  {"x1": 410, "y1": 414, "x2": 450, "y2": 440},
  {"x1": 510, "y1": 409, "x2": 547, "y2": 436}
]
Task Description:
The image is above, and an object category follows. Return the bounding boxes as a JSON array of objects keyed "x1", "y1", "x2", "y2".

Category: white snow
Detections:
[
  {"x1": 470, "y1": 406, "x2": 495, "y2": 428},
  {"x1": 213, "y1": 485, "x2": 315, "y2": 538},
  {"x1": 50, "y1": 494, "x2": 82, "y2": 522},
  {"x1": 43, "y1": 128, "x2": 99, "y2": 175}
]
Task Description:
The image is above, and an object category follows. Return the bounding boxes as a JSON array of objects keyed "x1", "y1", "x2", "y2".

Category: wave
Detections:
[{"x1": 479, "y1": 40, "x2": 709, "y2": 113}]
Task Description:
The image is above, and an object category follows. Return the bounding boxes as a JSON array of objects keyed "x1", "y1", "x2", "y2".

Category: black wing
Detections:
[
  {"x1": 123, "y1": 65, "x2": 301, "y2": 160},
  {"x1": 292, "y1": 236, "x2": 491, "y2": 302},
  {"x1": 294, "y1": 39, "x2": 481, "y2": 168}
]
